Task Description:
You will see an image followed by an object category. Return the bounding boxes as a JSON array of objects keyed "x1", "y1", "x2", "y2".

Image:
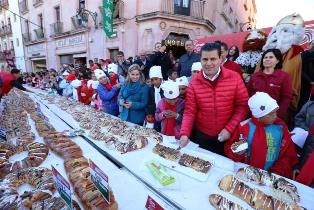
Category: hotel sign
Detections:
[{"x1": 56, "y1": 34, "x2": 86, "y2": 48}]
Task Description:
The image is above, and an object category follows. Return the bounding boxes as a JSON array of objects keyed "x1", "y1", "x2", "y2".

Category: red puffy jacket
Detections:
[
  {"x1": 223, "y1": 60, "x2": 243, "y2": 77},
  {"x1": 0, "y1": 71, "x2": 15, "y2": 96},
  {"x1": 180, "y1": 66, "x2": 249, "y2": 138}
]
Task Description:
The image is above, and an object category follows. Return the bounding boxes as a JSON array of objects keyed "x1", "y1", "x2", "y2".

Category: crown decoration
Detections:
[{"x1": 277, "y1": 13, "x2": 305, "y2": 27}]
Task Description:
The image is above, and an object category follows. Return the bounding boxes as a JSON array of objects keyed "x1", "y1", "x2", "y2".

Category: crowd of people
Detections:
[{"x1": 1, "y1": 38, "x2": 314, "y2": 188}]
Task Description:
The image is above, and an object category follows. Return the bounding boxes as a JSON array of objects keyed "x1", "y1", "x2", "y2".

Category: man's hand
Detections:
[
  {"x1": 179, "y1": 135, "x2": 190, "y2": 147},
  {"x1": 218, "y1": 129, "x2": 231, "y2": 142}
]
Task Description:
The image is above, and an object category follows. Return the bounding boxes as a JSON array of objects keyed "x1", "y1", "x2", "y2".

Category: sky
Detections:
[{"x1": 255, "y1": 0, "x2": 314, "y2": 29}]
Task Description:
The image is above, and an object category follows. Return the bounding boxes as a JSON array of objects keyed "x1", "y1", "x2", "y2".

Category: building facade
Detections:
[
  {"x1": 18, "y1": 0, "x2": 257, "y2": 72},
  {"x1": 0, "y1": 0, "x2": 26, "y2": 71}
]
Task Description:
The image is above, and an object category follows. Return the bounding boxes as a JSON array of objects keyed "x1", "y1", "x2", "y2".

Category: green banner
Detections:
[{"x1": 102, "y1": 0, "x2": 114, "y2": 37}]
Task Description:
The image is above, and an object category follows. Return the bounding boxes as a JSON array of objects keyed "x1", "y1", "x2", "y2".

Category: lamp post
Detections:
[{"x1": 76, "y1": 8, "x2": 98, "y2": 29}]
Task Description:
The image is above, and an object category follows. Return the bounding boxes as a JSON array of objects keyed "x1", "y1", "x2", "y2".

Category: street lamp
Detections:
[{"x1": 76, "y1": 8, "x2": 98, "y2": 29}]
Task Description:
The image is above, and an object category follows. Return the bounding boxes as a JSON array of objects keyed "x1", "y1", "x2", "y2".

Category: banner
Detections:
[{"x1": 102, "y1": 0, "x2": 114, "y2": 37}]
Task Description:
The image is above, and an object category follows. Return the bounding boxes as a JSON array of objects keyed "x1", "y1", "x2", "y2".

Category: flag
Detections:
[{"x1": 102, "y1": 0, "x2": 114, "y2": 37}]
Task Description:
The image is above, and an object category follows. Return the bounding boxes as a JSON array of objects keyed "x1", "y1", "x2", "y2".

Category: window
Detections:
[
  {"x1": 38, "y1": 14, "x2": 43, "y2": 29},
  {"x1": 224, "y1": 0, "x2": 228, "y2": 4},
  {"x1": 229, "y1": 8, "x2": 233, "y2": 14},
  {"x1": 79, "y1": 0, "x2": 85, "y2": 10},
  {"x1": 174, "y1": 0, "x2": 191, "y2": 16},
  {"x1": 16, "y1": 38, "x2": 19, "y2": 47},
  {"x1": 14, "y1": 14, "x2": 17, "y2": 22},
  {"x1": 55, "y1": 6, "x2": 60, "y2": 22},
  {"x1": 25, "y1": 20, "x2": 30, "y2": 34},
  {"x1": 10, "y1": 41, "x2": 14, "y2": 50},
  {"x1": 8, "y1": 17, "x2": 11, "y2": 26},
  {"x1": 4, "y1": 42, "x2": 7, "y2": 50}
]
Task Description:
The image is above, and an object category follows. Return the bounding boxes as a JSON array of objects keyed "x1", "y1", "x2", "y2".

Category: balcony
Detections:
[
  {"x1": 0, "y1": 0, "x2": 9, "y2": 8},
  {"x1": 113, "y1": 0, "x2": 125, "y2": 23},
  {"x1": 33, "y1": 0, "x2": 43, "y2": 7},
  {"x1": 22, "y1": 33, "x2": 31, "y2": 43},
  {"x1": 136, "y1": 0, "x2": 215, "y2": 32},
  {"x1": 221, "y1": 5, "x2": 233, "y2": 27},
  {"x1": 50, "y1": 22, "x2": 63, "y2": 36},
  {"x1": 34, "y1": 28, "x2": 45, "y2": 40},
  {"x1": 160, "y1": 0, "x2": 205, "y2": 19},
  {"x1": 71, "y1": 15, "x2": 88, "y2": 30},
  {"x1": 0, "y1": 25, "x2": 12, "y2": 37},
  {"x1": 19, "y1": 0, "x2": 29, "y2": 14}
]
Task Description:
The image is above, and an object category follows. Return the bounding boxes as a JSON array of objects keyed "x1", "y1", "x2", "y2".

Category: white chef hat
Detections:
[
  {"x1": 71, "y1": 79, "x2": 81, "y2": 88},
  {"x1": 191, "y1": 62, "x2": 202, "y2": 72},
  {"x1": 149, "y1": 66, "x2": 163, "y2": 79},
  {"x1": 90, "y1": 80, "x2": 99, "y2": 89},
  {"x1": 176, "y1": 76, "x2": 189, "y2": 87},
  {"x1": 248, "y1": 92, "x2": 279, "y2": 118},
  {"x1": 94, "y1": 69, "x2": 107, "y2": 80},
  {"x1": 161, "y1": 81, "x2": 179, "y2": 99},
  {"x1": 62, "y1": 71, "x2": 69, "y2": 76},
  {"x1": 108, "y1": 63, "x2": 118, "y2": 74}
]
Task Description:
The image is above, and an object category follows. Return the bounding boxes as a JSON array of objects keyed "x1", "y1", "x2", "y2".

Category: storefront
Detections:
[
  {"x1": 55, "y1": 33, "x2": 87, "y2": 68},
  {"x1": 31, "y1": 57, "x2": 47, "y2": 72},
  {"x1": 164, "y1": 33, "x2": 190, "y2": 60},
  {"x1": 26, "y1": 43, "x2": 47, "y2": 72}
]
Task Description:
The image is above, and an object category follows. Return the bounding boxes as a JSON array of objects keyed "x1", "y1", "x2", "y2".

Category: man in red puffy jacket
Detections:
[
  {"x1": 179, "y1": 43, "x2": 249, "y2": 155},
  {"x1": 0, "y1": 69, "x2": 27, "y2": 99}
]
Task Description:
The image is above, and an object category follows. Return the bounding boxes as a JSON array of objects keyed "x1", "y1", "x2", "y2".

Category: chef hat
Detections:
[
  {"x1": 191, "y1": 62, "x2": 202, "y2": 72},
  {"x1": 62, "y1": 71, "x2": 69, "y2": 76},
  {"x1": 90, "y1": 80, "x2": 99, "y2": 90},
  {"x1": 94, "y1": 69, "x2": 107, "y2": 80},
  {"x1": 248, "y1": 92, "x2": 279, "y2": 118},
  {"x1": 108, "y1": 63, "x2": 118, "y2": 75},
  {"x1": 149, "y1": 66, "x2": 163, "y2": 79},
  {"x1": 176, "y1": 76, "x2": 189, "y2": 87},
  {"x1": 71, "y1": 79, "x2": 82, "y2": 88},
  {"x1": 161, "y1": 81, "x2": 179, "y2": 99}
]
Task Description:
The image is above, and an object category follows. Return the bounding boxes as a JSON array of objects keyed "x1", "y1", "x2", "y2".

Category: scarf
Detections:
[
  {"x1": 110, "y1": 74, "x2": 118, "y2": 86},
  {"x1": 123, "y1": 81, "x2": 141, "y2": 99},
  {"x1": 246, "y1": 118, "x2": 283, "y2": 170},
  {"x1": 154, "y1": 86, "x2": 162, "y2": 107},
  {"x1": 163, "y1": 100, "x2": 176, "y2": 136}
]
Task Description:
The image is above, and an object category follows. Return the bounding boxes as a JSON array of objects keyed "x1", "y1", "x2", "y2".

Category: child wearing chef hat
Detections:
[
  {"x1": 155, "y1": 81, "x2": 185, "y2": 139},
  {"x1": 224, "y1": 92, "x2": 298, "y2": 178},
  {"x1": 176, "y1": 76, "x2": 189, "y2": 99}
]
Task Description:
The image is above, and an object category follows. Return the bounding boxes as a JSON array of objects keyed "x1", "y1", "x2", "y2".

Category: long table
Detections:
[{"x1": 27, "y1": 89, "x2": 314, "y2": 210}]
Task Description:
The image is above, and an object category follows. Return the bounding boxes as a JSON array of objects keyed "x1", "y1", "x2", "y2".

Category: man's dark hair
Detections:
[
  {"x1": 99, "y1": 59, "x2": 105, "y2": 62},
  {"x1": 214, "y1": 40, "x2": 228, "y2": 51},
  {"x1": 185, "y1": 39, "x2": 193, "y2": 45},
  {"x1": 200, "y1": 43, "x2": 221, "y2": 57},
  {"x1": 88, "y1": 59, "x2": 94, "y2": 64},
  {"x1": 11, "y1": 68, "x2": 20, "y2": 74},
  {"x1": 260, "y1": 48, "x2": 283, "y2": 70},
  {"x1": 155, "y1": 42, "x2": 161, "y2": 47},
  {"x1": 167, "y1": 68, "x2": 177, "y2": 77},
  {"x1": 117, "y1": 51, "x2": 124, "y2": 56}
]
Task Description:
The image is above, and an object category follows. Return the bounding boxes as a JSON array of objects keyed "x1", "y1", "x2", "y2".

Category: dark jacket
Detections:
[
  {"x1": 299, "y1": 50, "x2": 314, "y2": 111},
  {"x1": 134, "y1": 58, "x2": 152, "y2": 80},
  {"x1": 295, "y1": 100, "x2": 314, "y2": 167},
  {"x1": 117, "y1": 60, "x2": 131, "y2": 78},
  {"x1": 151, "y1": 52, "x2": 173, "y2": 80},
  {"x1": 146, "y1": 86, "x2": 164, "y2": 115},
  {"x1": 177, "y1": 52, "x2": 200, "y2": 77}
]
